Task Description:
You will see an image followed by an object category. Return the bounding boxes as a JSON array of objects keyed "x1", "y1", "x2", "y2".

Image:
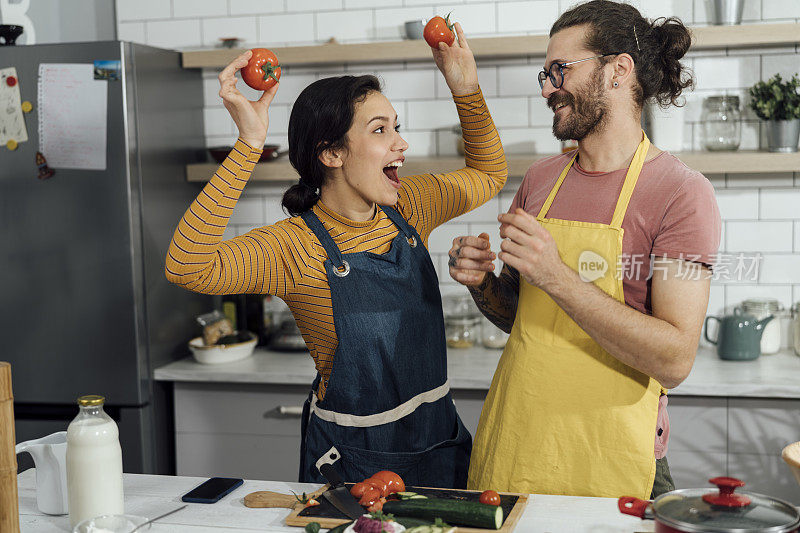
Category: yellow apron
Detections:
[{"x1": 468, "y1": 134, "x2": 661, "y2": 499}]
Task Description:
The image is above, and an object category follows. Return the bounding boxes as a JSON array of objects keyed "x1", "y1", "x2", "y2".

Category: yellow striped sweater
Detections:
[{"x1": 166, "y1": 89, "x2": 507, "y2": 399}]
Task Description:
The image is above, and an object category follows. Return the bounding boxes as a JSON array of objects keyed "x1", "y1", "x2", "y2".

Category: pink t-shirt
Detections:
[
  {"x1": 509, "y1": 150, "x2": 721, "y2": 459},
  {"x1": 510, "y1": 150, "x2": 721, "y2": 315}
]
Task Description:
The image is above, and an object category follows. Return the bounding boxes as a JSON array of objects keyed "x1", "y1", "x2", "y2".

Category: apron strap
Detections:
[
  {"x1": 537, "y1": 151, "x2": 578, "y2": 219},
  {"x1": 379, "y1": 205, "x2": 416, "y2": 239},
  {"x1": 610, "y1": 133, "x2": 650, "y2": 229},
  {"x1": 537, "y1": 131, "x2": 650, "y2": 228},
  {"x1": 311, "y1": 380, "x2": 451, "y2": 428},
  {"x1": 301, "y1": 209, "x2": 346, "y2": 270}
]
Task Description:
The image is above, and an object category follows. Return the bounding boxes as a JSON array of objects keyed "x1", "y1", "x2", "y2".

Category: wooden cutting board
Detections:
[
  {"x1": 283, "y1": 485, "x2": 528, "y2": 532},
  {"x1": 244, "y1": 484, "x2": 329, "y2": 509}
]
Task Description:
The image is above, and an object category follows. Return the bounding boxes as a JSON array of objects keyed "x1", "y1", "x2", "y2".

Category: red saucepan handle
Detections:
[{"x1": 618, "y1": 496, "x2": 653, "y2": 519}]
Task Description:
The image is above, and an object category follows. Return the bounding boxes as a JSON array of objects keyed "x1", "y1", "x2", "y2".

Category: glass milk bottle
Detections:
[{"x1": 67, "y1": 395, "x2": 124, "y2": 527}]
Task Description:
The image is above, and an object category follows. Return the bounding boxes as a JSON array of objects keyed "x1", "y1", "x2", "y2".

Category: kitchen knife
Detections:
[{"x1": 316, "y1": 446, "x2": 364, "y2": 520}]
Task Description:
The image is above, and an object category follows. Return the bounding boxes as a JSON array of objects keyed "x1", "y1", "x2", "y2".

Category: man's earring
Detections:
[{"x1": 613, "y1": 80, "x2": 619, "y2": 88}]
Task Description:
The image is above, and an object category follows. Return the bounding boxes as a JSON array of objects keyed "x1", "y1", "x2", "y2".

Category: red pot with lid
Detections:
[{"x1": 619, "y1": 477, "x2": 800, "y2": 533}]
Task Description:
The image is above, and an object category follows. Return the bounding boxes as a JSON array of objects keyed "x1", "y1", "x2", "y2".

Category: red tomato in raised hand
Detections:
[
  {"x1": 423, "y1": 13, "x2": 455, "y2": 49},
  {"x1": 371, "y1": 471, "x2": 405, "y2": 494},
  {"x1": 241, "y1": 48, "x2": 281, "y2": 91},
  {"x1": 479, "y1": 490, "x2": 501, "y2": 506}
]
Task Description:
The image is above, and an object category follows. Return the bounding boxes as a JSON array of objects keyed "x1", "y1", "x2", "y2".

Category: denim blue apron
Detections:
[{"x1": 298, "y1": 206, "x2": 471, "y2": 488}]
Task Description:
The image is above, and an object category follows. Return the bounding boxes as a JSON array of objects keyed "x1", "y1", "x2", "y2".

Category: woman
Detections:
[{"x1": 165, "y1": 24, "x2": 507, "y2": 488}]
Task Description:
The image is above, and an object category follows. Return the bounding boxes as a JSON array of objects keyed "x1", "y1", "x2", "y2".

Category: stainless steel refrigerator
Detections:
[{"x1": 0, "y1": 41, "x2": 211, "y2": 474}]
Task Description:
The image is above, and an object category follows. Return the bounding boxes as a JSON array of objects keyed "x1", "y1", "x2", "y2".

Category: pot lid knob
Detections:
[{"x1": 702, "y1": 477, "x2": 751, "y2": 507}]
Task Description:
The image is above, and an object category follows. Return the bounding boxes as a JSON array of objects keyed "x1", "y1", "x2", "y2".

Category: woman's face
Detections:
[{"x1": 338, "y1": 91, "x2": 409, "y2": 208}]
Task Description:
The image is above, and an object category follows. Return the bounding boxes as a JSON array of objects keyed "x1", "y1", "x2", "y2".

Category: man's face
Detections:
[{"x1": 542, "y1": 25, "x2": 611, "y2": 141}]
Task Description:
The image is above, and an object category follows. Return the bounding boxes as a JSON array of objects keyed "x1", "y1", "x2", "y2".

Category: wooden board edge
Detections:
[{"x1": 498, "y1": 493, "x2": 528, "y2": 532}]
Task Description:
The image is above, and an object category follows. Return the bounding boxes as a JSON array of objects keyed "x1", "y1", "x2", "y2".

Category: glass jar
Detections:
[
  {"x1": 560, "y1": 139, "x2": 578, "y2": 152},
  {"x1": 738, "y1": 298, "x2": 782, "y2": 355},
  {"x1": 443, "y1": 293, "x2": 481, "y2": 349},
  {"x1": 701, "y1": 95, "x2": 741, "y2": 151},
  {"x1": 481, "y1": 318, "x2": 509, "y2": 349}
]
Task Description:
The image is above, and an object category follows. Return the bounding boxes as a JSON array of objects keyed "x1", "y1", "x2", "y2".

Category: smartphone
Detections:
[{"x1": 181, "y1": 477, "x2": 243, "y2": 504}]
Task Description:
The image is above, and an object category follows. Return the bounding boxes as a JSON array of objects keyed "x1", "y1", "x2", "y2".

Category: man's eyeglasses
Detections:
[{"x1": 537, "y1": 53, "x2": 620, "y2": 90}]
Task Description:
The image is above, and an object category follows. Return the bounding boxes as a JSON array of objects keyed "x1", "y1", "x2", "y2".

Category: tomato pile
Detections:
[{"x1": 349, "y1": 470, "x2": 406, "y2": 512}]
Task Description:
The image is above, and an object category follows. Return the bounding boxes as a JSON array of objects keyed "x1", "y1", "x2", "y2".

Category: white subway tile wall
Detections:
[{"x1": 116, "y1": 0, "x2": 800, "y2": 336}]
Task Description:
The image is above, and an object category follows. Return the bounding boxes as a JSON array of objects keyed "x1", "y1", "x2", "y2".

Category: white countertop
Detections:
[
  {"x1": 154, "y1": 345, "x2": 800, "y2": 398},
  {"x1": 17, "y1": 469, "x2": 654, "y2": 532}
]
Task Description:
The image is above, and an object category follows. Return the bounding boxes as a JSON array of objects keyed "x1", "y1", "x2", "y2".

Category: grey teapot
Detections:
[{"x1": 704, "y1": 308, "x2": 774, "y2": 361}]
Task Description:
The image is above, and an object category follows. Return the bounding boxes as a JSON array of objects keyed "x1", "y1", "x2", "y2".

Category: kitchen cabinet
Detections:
[
  {"x1": 160, "y1": 348, "x2": 800, "y2": 501},
  {"x1": 173, "y1": 382, "x2": 307, "y2": 482},
  {"x1": 172, "y1": 381, "x2": 486, "y2": 482},
  {"x1": 667, "y1": 396, "x2": 800, "y2": 502},
  {"x1": 171, "y1": 381, "x2": 800, "y2": 502}
]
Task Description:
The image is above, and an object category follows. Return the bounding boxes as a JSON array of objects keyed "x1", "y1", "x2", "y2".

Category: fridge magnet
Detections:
[
  {"x1": 6, "y1": 139, "x2": 18, "y2": 150},
  {"x1": 21, "y1": 101, "x2": 32, "y2": 113},
  {"x1": 93, "y1": 60, "x2": 121, "y2": 81},
  {"x1": 36, "y1": 151, "x2": 55, "y2": 180},
  {"x1": 0, "y1": 67, "x2": 29, "y2": 147}
]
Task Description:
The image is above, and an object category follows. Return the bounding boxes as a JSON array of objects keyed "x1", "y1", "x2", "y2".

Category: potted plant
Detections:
[{"x1": 748, "y1": 73, "x2": 800, "y2": 152}]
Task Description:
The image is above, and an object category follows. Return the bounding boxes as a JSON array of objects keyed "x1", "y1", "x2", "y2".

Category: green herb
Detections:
[
  {"x1": 748, "y1": 73, "x2": 800, "y2": 121},
  {"x1": 304, "y1": 522, "x2": 321, "y2": 533}
]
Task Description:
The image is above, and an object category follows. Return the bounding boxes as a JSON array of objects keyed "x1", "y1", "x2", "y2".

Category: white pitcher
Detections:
[{"x1": 15, "y1": 431, "x2": 68, "y2": 515}]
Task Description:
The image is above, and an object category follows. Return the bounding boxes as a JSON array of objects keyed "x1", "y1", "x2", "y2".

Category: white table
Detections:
[{"x1": 17, "y1": 469, "x2": 654, "y2": 532}]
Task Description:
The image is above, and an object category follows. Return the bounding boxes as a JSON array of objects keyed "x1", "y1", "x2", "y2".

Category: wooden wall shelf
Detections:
[
  {"x1": 182, "y1": 23, "x2": 800, "y2": 68},
  {"x1": 186, "y1": 150, "x2": 800, "y2": 183}
]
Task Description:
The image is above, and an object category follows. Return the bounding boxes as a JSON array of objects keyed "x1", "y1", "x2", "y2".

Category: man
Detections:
[{"x1": 448, "y1": 0, "x2": 721, "y2": 499}]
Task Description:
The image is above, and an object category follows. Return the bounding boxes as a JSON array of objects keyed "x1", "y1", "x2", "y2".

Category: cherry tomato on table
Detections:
[
  {"x1": 479, "y1": 489, "x2": 501, "y2": 506},
  {"x1": 423, "y1": 13, "x2": 455, "y2": 49},
  {"x1": 241, "y1": 48, "x2": 281, "y2": 91}
]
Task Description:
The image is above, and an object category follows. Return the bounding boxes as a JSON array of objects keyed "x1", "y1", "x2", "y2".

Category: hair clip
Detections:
[{"x1": 633, "y1": 24, "x2": 641, "y2": 52}]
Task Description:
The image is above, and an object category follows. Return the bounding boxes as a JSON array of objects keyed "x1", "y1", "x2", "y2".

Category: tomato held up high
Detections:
[
  {"x1": 423, "y1": 13, "x2": 455, "y2": 49},
  {"x1": 241, "y1": 48, "x2": 281, "y2": 91}
]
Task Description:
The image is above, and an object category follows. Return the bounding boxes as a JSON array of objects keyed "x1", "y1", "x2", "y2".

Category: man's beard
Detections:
[{"x1": 549, "y1": 67, "x2": 609, "y2": 142}]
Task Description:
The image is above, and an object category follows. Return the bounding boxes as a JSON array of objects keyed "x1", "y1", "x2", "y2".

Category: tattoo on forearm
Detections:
[{"x1": 468, "y1": 265, "x2": 519, "y2": 333}]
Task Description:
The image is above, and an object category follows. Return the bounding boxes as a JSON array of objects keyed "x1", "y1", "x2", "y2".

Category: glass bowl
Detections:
[{"x1": 73, "y1": 514, "x2": 150, "y2": 533}]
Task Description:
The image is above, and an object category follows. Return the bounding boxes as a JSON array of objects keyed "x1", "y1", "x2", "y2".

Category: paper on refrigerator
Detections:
[
  {"x1": 0, "y1": 67, "x2": 28, "y2": 146},
  {"x1": 38, "y1": 63, "x2": 108, "y2": 170}
]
